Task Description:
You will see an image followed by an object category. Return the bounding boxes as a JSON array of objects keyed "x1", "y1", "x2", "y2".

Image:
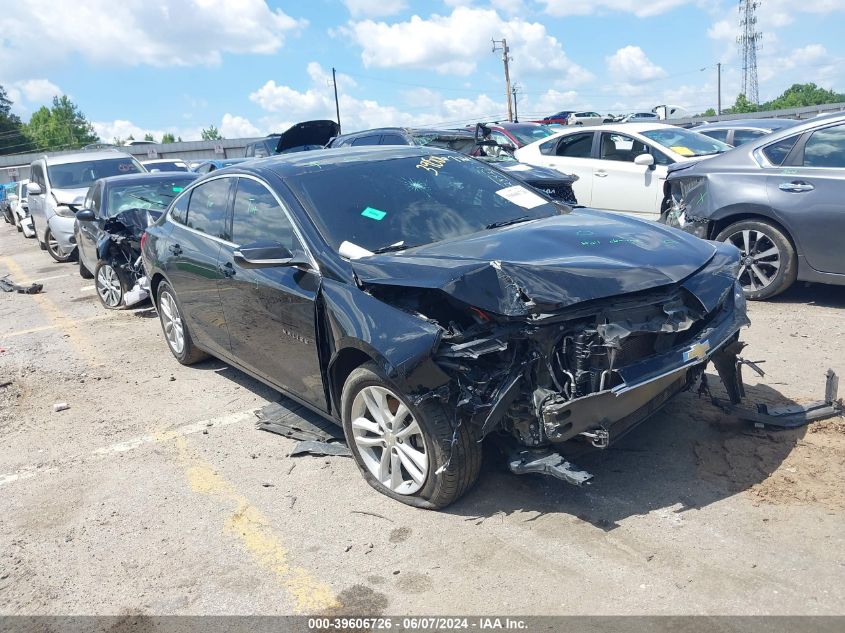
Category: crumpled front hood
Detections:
[
  {"x1": 52, "y1": 188, "x2": 88, "y2": 206},
  {"x1": 352, "y1": 208, "x2": 717, "y2": 316}
]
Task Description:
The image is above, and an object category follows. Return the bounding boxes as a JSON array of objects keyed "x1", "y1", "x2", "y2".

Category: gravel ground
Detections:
[{"x1": 1, "y1": 223, "x2": 843, "y2": 616}]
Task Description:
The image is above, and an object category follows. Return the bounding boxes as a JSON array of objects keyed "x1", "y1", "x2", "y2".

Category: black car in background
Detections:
[
  {"x1": 143, "y1": 146, "x2": 748, "y2": 508},
  {"x1": 661, "y1": 113, "x2": 845, "y2": 300},
  {"x1": 244, "y1": 120, "x2": 340, "y2": 158},
  {"x1": 75, "y1": 172, "x2": 198, "y2": 308},
  {"x1": 328, "y1": 126, "x2": 579, "y2": 205}
]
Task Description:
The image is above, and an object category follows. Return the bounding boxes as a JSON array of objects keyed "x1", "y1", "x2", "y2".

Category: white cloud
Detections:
[
  {"x1": 0, "y1": 0, "x2": 306, "y2": 80},
  {"x1": 607, "y1": 46, "x2": 666, "y2": 82},
  {"x1": 342, "y1": 7, "x2": 592, "y2": 83},
  {"x1": 761, "y1": 0, "x2": 845, "y2": 27},
  {"x1": 219, "y1": 113, "x2": 260, "y2": 138},
  {"x1": 540, "y1": 0, "x2": 691, "y2": 17},
  {"x1": 707, "y1": 19, "x2": 734, "y2": 41},
  {"x1": 342, "y1": 0, "x2": 407, "y2": 17},
  {"x1": 251, "y1": 62, "x2": 507, "y2": 132},
  {"x1": 5, "y1": 79, "x2": 63, "y2": 115}
]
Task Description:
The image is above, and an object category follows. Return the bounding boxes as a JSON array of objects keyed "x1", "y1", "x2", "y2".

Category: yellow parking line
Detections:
[
  {"x1": 0, "y1": 256, "x2": 99, "y2": 363},
  {"x1": 161, "y1": 432, "x2": 340, "y2": 613}
]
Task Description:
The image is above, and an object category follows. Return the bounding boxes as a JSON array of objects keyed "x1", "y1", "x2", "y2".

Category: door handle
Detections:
[
  {"x1": 778, "y1": 181, "x2": 814, "y2": 193},
  {"x1": 168, "y1": 243, "x2": 182, "y2": 255},
  {"x1": 219, "y1": 261, "x2": 236, "y2": 278},
  {"x1": 595, "y1": 170, "x2": 608, "y2": 178}
]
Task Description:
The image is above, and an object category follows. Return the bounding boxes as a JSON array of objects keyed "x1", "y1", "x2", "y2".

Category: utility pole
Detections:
[
  {"x1": 717, "y1": 62, "x2": 722, "y2": 115},
  {"x1": 492, "y1": 38, "x2": 513, "y2": 122},
  {"x1": 332, "y1": 67, "x2": 342, "y2": 134},
  {"x1": 512, "y1": 84, "x2": 520, "y2": 122}
]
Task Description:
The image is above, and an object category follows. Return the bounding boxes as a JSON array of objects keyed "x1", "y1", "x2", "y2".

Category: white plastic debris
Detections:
[{"x1": 53, "y1": 402, "x2": 70, "y2": 412}]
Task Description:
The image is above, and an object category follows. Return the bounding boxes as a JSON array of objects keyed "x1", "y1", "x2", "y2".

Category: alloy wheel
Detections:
[
  {"x1": 350, "y1": 386, "x2": 429, "y2": 495},
  {"x1": 96, "y1": 264, "x2": 123, "y2": 308},
  {"x1": 159, "y1": 291, "x2": 185, "y2": 355},
  {"x1": 46, "y1": 230, "x2": 71, "y2": 260},
  {"x1": 724, "y1": 228, "x2": 781, "y2": 292}
]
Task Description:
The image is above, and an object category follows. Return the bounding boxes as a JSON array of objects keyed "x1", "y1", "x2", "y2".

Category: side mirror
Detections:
[
  {"x1": 76, "y1": 209, "x2": 96, "y2": 222},
  {"x1": 233, "y1": 240, "x2": 311, "y2": 269},
  {"x1": 634, "y1": 153, "x2": 655, "y2": 167},
  {"x1": 26, "y1": 182, "x2": 42, "y2": 195}
]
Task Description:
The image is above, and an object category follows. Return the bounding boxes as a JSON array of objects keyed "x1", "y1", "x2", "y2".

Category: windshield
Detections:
[
  {"x1": 106, "y1": 176, "x2": 196, "y2": 217},
  {"x1": 287, "y1": 153, "x2": 563, "y2": 254},
  {"x1": 48, "y1": 158, "x2": 144, "y2": 190},
  {"x1": 506, "y1": 125, "x2": 556, "y2": 146},
  {"x1": 641, "y1": 128, "x2": 731, "y2": 157},
  {"x1": 411, "y1": 133, "x2": 477, "y2": 155}
]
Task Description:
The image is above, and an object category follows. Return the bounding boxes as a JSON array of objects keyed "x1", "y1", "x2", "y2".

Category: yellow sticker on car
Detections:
[{"x1": 670, "y1": 146, "x2": 695, "y2": 157}]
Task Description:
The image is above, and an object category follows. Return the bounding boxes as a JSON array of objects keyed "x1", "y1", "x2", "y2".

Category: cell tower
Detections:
[{"x1": 738, "y1": 0, "x2": 762, "y2": 104}]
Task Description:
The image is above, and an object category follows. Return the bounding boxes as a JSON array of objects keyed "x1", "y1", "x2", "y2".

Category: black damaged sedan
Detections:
[{"x1": 142, "y1": 146, "x2": 749, "y2": 508}]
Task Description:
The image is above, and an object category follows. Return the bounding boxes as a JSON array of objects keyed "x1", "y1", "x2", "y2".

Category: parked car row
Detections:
[{"x1": 5, "y1": 111, "x2": 842, "y2": 510}]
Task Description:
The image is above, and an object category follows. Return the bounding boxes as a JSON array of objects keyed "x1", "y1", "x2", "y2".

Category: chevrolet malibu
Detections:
[{"x1": 142, "y1": 147, "x2": 749, "y2": 508}]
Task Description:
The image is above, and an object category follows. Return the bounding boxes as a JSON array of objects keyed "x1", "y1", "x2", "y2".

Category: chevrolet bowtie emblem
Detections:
[{"x1": 683, "y1": 341, "x2": 711, "y2": 362}]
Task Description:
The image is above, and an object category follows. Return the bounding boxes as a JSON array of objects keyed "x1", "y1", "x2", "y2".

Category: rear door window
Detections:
[
  {"x1": 186, "y1": 178, "x2": 233, "y2": 240},
  {"x1": 700, "y1": 129, "x2": 729, "y2": 143},
  {"x1": 555, "y1": 132, "x2": 594, "y2": 158},
  {"x1": 351, "y1": 135, "x2": 382, "y2": 146},
  {"x1": 802, "y1": 123, "x2": 845, "y2": 168},
  {"x1": 379, "y1": 134, "x2": 408, "y2": 145},
  {"x1": 733, "y1": 129, "x2": 766, "y2": 145}
]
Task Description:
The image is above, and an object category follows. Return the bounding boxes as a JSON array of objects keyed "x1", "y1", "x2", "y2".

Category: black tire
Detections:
[
  {"x1": 44, "y1": 227, "x2": 74, "y2": 263},
  {"x1": 94, "y1": 260, "x2": 126, "y2": 310},
  {"x1": 79, "y1": 255, "x2": 93, "y2": 279},
  {"x1": 715, "y1": 219, "x2": 797, "y2": 300},
  {"x1": 341, "y1": 362, "x2": 481, "y2": 509},
  {"x1": 155, "y1": 280, "x2": 208, "y2": 365}
]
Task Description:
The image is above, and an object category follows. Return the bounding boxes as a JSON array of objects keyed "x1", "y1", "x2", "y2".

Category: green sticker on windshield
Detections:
[
  {"x1": 361, "y1": 207, "x2": 387, "y2": 221},
  {"x1": 172, "y1": 186, "x2": 184, "y2": 192}
]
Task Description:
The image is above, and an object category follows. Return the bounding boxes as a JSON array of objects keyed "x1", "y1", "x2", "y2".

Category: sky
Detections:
[{"x1": 1, "y1": 0, "x2": 844, "y2": 144}]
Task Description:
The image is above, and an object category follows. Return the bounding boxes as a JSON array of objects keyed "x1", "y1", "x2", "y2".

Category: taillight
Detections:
[{"x1": 140, "y1": 231, "x2": 148, "y2": 251}]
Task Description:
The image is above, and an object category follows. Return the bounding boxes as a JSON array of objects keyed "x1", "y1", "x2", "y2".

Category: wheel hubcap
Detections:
[
  {"x1": 46, "y1": 232, "x2": 68, "y2": 258},
  {"x1": 351, "y1": 386, "x2": 429, "y2": 495},
  {"x1": 96, "y1": 265, "x2": 122, "y2": 307},
  {"x1": 724, "y1": 229, "x2": 781, "y2": 292},
  {"x1": 159, "y1": 291, "x2": 185, "y2": 354}
]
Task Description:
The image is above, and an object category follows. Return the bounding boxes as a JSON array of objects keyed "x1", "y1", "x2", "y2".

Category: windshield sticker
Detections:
[
  {"x1": 416, "y1": 156, "x2": 449, "y2": 175},
  {"x1": 670, "y1": 146, "x2": 695, "y2": 157},
  {"x1": 609, "y1": 236, "x2": 643, "y2": 246},
  {"x1": 495, "y1": 185, "x2": 546, "y2": 209},
  {"x1": 171, "y1": 186, "x2": 184, "y2": 193},
  {"x1": 361, "y1": 206, "x2": 387, "y2": 221}
]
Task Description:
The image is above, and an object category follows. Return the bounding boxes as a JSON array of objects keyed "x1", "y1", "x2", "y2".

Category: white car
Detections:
[
  {"x1": 11, "y1": 179, "x2": 36, "y2": 237},
  {"x1": 141, "y1": 158, "x2": 190, "y2": 172},
  {"x1": 514, "y1": 123, "x2": 731, "y2": 218},
  {"x1": 28, "y1": 151, "x2": 145, "y2": 262},
  {"x1": 567, "y1": 111, "x2": 610, "y2": 126}
]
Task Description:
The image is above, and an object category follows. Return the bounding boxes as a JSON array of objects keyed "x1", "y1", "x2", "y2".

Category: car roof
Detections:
[
  {"x1": 98, "y1": 172, "x2": 199, "y2": 186},
  {"x1": 556, "y1": 122, "x2": 672, "y2": 133},
  {"x1": 38, "y1": 150, "x2": 134, "y2": 165},
  {"x1": 695, "y1": 118, "x2": 798, "y2": 130},
  {"x1": 215, "y1": 146, "x2": 451, "y2": 178},
  {"x1": 142, "y1": 158, "x2": 188, "y2": 164}
]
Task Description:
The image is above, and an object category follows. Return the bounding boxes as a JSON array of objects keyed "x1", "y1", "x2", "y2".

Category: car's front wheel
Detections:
[
  {"x1": 44, "y1": 227, "x2": 74, "y2": 263},
  {"x1": 715, "y1": 219, "x2": 797, "y2": 300},
  {"x1": 156, "y1": 281, "x2": 208, "y2": 365},
  {"x1": 95, "y1": 261, "x2": 125, "y2": 309},
  {"x1": 341, "y1": 363, "x2": 481, "y2": 509}
]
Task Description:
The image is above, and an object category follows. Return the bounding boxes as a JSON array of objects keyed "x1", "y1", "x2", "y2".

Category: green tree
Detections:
[
  {"x1": 127, "y1": 133, "x2": 135, "y2": 141},
  {"x1": 113, "y1": 137, "x2": 126, "y2": 146},
  {"x1": 177, "y1": 136, "x2": 183, "y2": 142},
  {"x1": 23, "y1": 95, "x2": 98, "y2": 151},
  {"x1": 201, "y1": 124, "x2": 223, "y2": 141},
  {"x1": 143, "y1": 132, "x2": 156, "y2": 142},
  {"x1": 161, "y1": 132, "x2": 176, "y2": 144},
  {"x1": 0, "y1": 84, "x2": 33, "y2": 155},
  {"x1": 697, "y1": 108, "x2": 717, "y2": 117},
  {"x1": 724, "y1": 93, "x2": 758, "y2": 114},
  {"x1": 762, "y1": 83, "x2": 845, "y2": 110}
]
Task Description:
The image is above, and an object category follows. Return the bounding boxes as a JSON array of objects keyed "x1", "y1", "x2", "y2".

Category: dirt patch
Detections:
[{"x1": 694, "y1": 420, "x2": 845, "y2": 510}]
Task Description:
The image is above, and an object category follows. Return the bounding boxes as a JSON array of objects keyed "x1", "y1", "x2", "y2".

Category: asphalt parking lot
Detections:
[{"x1": 1, "y1": 223, "x2": 843, "y2": 616}]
